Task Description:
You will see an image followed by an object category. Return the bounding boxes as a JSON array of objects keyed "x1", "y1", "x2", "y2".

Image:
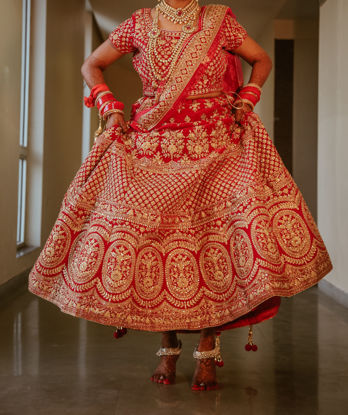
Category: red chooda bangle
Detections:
[
  {"x1": 238, "y1": 84, "x2": 262, "y2": 108},
  {"x1": 96, "y1": 93, "x2": 116, "y2": 110},
  {"x1": 241, "y1": 86, "x2": 261, "y2": 98},
  {"x1": 84, "y1": 83, "x2": 110, "y2": 108},
  {"x1": 238, "y1": 92, "x2": 259, "y2": 107},
  {"x1": 100, "y1": 101, "x2": 125, "y2": 118}
]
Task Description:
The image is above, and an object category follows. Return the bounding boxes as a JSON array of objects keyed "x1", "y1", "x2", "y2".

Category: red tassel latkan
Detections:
[
  {"x1": 245, "y1": 325, "x2": 258, "y2": 352},
  {"x1": 113, "y1": 327, "x2": 127, "y2": 339}
]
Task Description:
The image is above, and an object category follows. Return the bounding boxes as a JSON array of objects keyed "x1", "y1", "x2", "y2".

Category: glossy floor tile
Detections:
[{"x1": 1, "y1": 282, "x2": 348, "y2": 415}]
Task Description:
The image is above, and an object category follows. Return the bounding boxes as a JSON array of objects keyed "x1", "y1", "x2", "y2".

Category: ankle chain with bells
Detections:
[
  {"x1": 193, "y1": 333, "x2": 224, "y2": 367},
  {"x1": 149, "y1": 1, "x2": 200, "y2": 91}
]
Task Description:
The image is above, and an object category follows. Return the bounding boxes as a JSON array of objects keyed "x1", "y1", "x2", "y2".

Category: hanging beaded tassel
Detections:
[
  {"x1": 215, "y1": 331, "x2": 224, "y2": 367},
  {"x1": 113, "y1": 327, "x2": 128, "y2": 339},
  {"x1": 94, "y1": 114, "x2": 104, "y2": 139},
  {"x1": 245, "y1": 325, "x2": 258, "y2": 352}
]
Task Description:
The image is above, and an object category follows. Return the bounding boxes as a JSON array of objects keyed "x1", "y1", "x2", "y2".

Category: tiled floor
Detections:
[{"x1": 0, "y1": 282, "x2": 347, "y2": 415}]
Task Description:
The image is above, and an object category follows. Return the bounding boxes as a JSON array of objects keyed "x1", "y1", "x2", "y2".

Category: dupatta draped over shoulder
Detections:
[{"x1": 109, "y1": 4, "x2": 246, "y2": 131}]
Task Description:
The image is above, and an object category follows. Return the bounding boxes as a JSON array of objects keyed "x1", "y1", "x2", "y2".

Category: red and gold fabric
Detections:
[{"x1": 28, "y1": 5, "x2": 332, "y2": 333}]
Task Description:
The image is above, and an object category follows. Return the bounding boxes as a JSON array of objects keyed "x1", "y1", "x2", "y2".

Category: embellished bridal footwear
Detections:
[
  {"x1": 191, "y1": 334, "x2": 223, "y2": 391},
  {"x1": 151, "y1": 339, "x2": 182, "y2": 385}
]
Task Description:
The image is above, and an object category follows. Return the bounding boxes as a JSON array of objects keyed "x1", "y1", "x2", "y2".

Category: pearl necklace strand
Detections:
[
  {"x1": 158, "y1": 0, "x2": 199, "y2": 25},
  {"x1": 148, "y1": 2, "x2": 200, "y2": 90}
]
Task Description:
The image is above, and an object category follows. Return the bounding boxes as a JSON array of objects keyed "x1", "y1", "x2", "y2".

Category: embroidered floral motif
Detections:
[
  {"x1": 160, "y1": 130, "x2": 185, "y2": 160},
  {"x1": 199, "y1": 243, "x2": 234, "y2": 293}
]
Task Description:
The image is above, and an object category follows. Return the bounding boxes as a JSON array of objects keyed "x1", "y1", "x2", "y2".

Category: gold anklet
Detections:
[
  {"x1": 193, "y1": 336, "x2": 224, "y2": 367},
  {"x1": 156, "y1": 339, "x2": 182, "y2": 356}
]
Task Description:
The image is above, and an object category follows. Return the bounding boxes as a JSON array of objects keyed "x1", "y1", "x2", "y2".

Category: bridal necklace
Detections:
[
  {"x1": 157, "y1": 0, "x2": 199, "y2": 25},
  {"x1": 149, "y1": 0, "x2": 200, "y2": 90}
]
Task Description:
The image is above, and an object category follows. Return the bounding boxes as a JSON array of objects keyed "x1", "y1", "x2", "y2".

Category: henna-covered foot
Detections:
[
  {"x1": 191, "y1": 357, "x2": 218, "y2": 391},
  {"x1": 151, "y1": 354, "x2": 180, "y2": 385},
  {"x1": 151, "y1": 332, "x2": 180, "y2": 385},
  {"x1": 191, "y1": 328, "x2": 218, "y2": 391}
]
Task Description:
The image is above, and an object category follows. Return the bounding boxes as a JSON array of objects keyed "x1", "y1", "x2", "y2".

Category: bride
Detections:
[{"x1": 28, "y1": 0, "x2": 333, "y2": 391}]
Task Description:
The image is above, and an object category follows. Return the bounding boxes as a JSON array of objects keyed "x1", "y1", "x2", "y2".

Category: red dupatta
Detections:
[{"x1": 133, "y1": 5, "x2": 244, "y2": 132}]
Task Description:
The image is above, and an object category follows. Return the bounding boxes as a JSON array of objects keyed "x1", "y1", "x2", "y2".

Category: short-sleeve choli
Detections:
[
  {"x1": 107, "y1": 7, "x2": 248, "y2": 97},
  {"x1": 222, "y1": 12, "x2": 248, "y2": 51},
  {"x1": 108, "y1": 15, "x2": 136, "y2": 54}
]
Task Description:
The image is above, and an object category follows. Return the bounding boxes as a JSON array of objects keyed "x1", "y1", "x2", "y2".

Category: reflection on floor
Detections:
[{"x1": 0, "y1": 283, "x2": 347, "y2": 415}]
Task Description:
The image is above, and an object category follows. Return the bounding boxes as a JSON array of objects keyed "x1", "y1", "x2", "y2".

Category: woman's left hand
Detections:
[{"x1": 233, "y1": 102, "x2": 253, "y2": 124}]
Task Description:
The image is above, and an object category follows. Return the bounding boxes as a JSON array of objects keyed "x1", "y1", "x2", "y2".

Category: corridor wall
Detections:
[
  {"x1": 318, "y1": 0, "x2": 348, "y2": 301},
  {"x1": 0, "y1": 0, "x2": 86, "y2": 287}
]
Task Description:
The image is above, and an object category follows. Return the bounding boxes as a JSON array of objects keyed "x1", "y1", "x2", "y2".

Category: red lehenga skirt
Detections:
[{"x1": 28, "y1": 95, "x2": 332, "y2": 333}]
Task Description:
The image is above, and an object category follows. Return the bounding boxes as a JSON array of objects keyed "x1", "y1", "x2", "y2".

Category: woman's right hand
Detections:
[{"x1": 105, "y1": 113, "x2": 128, "y2": 133}]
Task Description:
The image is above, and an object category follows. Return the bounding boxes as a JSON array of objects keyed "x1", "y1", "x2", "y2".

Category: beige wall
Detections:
[
  {"x1": 41, "y1": 0, "x2": 85, "y2": 241},
  {"x1": 274, "y1": 18, "x2": 319, "y2": 219},
  {"x1": 0, "y1": 0, "x2": 86, "y2": 286},
  {"x1": 0, "y1": 0, "x2": 23, "y2": 285},
  {"x1": 318, "y1": 0, "x2": 348, "y2": 295},
  {"x1": 254, "y1": 23, "x2": 275, "y2": 139},
  {"x1": 82, "y1": 9, "x2": 104, "y2": 158},
  {"x1": 292, "y1": 20, "x2": 319, "y2": 219}
]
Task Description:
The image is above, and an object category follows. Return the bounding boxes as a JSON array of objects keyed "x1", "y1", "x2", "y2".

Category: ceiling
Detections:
[{"x1": 89, "y1": 0, "x2": 319, "y2": 40}]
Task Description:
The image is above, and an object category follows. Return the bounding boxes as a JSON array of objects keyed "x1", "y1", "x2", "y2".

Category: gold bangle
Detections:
[
  {"x1": 233, "y1": 99, "x2": 254, "y2": 111},
  {"x1": 245, "y1": 82, "x2": 262, "y2": 92},
  {"x1": 223, "y1": 91, "x2": 244, "y2": 110},
  {"x1": 241, "y1": 98, "x2": 255, "y2": 110},
  {"x1": 95, "y1": 90, "x2": 113, "y2": 102},
  {"x1": 103, "y1": 109, "x2": 124, "y2": 120}
]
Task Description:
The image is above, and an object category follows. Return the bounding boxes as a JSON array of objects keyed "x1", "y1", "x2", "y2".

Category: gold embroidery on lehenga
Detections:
[
  {"x1": 251, "y1": 214, "x2": 281, "y2": 263},
  {"x1": 68, "y1": 231, "x2": 105, "y2": 285},
  {"x1": 41, "y1": 220, "x2": 71, "y2": 269},
  {"x1": 273, "y1": 210, "x2": 311, "y2": 258},
  {"x1": 160, "y1": 130, "x2": 185, "y2": 159},
  {"x1": 27, "y1": 8, "x2": 333, "y2": 332},
  {"x1": 101, "y1": 240, "x2": 136, "y2": 294},
  {"x1": 165, "y1": 248, "x2": 199, "y2": 300},
  {"x1": 135, "y1": 247, "x2": 164, "y2": 300},
  {"x1": 230, "y1": 229, "x2": 254, "y2": 280},
  {"x1": 186, "y1": 127, "x2": 210, "y2": 158},
  {"x1": 199, "y1": 242, "x2": 233, "y2": 293}
]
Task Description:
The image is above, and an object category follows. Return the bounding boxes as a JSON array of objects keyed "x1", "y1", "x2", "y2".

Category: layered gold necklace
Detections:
[
  {"x1": 158, "y1": 0, "x2": 199, "y2": 24},
  {"x1": 148, "y1": 0, "x2": 200, "y2": 90}
]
